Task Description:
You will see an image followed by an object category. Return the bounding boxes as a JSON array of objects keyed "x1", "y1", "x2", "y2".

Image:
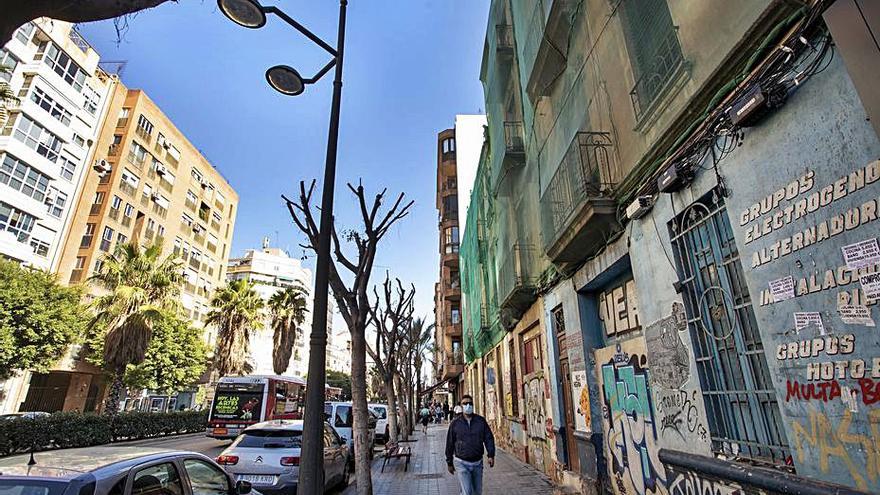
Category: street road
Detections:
[{"x1": 126, "y1": 433, "x2": 232, "y2": 458}]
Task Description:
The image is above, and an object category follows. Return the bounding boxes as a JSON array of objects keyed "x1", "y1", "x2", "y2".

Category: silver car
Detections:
[{"x1": 216, "y1": 420, "x2": 349, "y2": 494}]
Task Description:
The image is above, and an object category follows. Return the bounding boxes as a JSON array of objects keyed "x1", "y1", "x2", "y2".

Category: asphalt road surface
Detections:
[{"x1": 127, "y1": 432, "x2": 232, "y2": 458}]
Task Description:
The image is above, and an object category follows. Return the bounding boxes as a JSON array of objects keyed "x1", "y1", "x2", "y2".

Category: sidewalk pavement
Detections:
[{"x1": 342, "y1": 422, "x2": 559, "y2": 495}]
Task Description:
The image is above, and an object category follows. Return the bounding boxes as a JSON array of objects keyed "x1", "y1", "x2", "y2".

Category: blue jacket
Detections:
[{"x1": 445, "y1": 414, "x2": 496, "y2": 464}]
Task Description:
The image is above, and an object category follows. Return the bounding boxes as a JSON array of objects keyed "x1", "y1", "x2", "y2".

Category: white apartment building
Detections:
[
  {"x1": 0, "y1": 20, "x2": 112, "y2": 270},
  {"x1": 326, "y1": 328, "x2": 351, "y2": 373},
  {"x1": 227, "y1": 240, "x2": 316, "y2": 378}
]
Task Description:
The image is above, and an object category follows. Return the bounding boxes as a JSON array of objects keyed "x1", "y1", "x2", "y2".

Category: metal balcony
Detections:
[
  {"x1": 497, "y1": 242, "x2": 537, "y2": 319},
  {"x1": 503, "y1": 120, "x2": 525, "y2": 159},
  {"x1": 540, "y1": 131, "x2": 620, "y2": 264},
  {"x1": 496, "y1": 24, "x2": 514, "y2": 56},
  {"x1": 630, "y1": 28, "x2": 685, "y2": 121}
]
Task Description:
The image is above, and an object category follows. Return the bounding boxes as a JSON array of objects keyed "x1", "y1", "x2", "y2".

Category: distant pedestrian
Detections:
[
  {"x1": 443, "y1": 402, "x2": 450, "y2": 422},
  {"x1": 446, "y1": 395, "x2": 495, "y2": 495},
  {"x1": 420, "y1": 404, "x2": 430, "y2": 434}
]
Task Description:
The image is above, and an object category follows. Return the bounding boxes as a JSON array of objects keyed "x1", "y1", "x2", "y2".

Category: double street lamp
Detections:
[{"x1": 218, "y1": 0, "x2": 347, "y2": 493}]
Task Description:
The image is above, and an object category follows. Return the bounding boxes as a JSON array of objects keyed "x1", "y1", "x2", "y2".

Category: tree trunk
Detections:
[
  {"x1": 103, "y1": 375, "x2": 124, "y2": 416},
  {"x1": 383, "y1": 379, "x2": 399, "y2": 443},
  {"x1": 349, "y1": 327, "x2": 373, "y2": 495},
  {"x1": 394, "y1": 373, "x2": 408, "y2": 441}
]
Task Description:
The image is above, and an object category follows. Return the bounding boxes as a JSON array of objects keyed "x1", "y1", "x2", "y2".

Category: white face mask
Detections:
[{"x1": 462, "y1": 404, "x2": 474, "y2": 415}]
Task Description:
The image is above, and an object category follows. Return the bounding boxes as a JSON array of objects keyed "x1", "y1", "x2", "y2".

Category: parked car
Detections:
[
  {"x1": 323, "y1": 402, "x2": 376, "y2": 456},
  {"x1": 215, "y1": 419, "x2": 348, "y2": 494},
  {"x1": 367, "y1": 404, "x2": 389, "y2": 443},
  {"x1": 0, "y1": 411, "x2": 51, "y2": 420},
  {"x1": 0, "y1": 446, "x2": 253, "y2": 495}
]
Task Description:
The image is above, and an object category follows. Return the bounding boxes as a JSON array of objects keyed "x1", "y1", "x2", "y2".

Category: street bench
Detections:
[{"x1": 380, "y1": 442, "x2": 412, "y2": 472}]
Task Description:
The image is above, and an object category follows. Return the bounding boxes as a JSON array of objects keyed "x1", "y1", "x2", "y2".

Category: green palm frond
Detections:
[
  {"x1": 208, "y1": 279, "x2": 266, "y2": 376},
  {"x1": 268, "y1": 285, "x2": 310, "y2": 375}
]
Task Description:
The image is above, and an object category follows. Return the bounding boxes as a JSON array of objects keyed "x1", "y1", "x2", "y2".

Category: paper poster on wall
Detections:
[
  {"x1": 769, "y1": 276, "x2": 795, "y2": 302},
  {"x1": 838, "y1": 304, "x2": 875, "y2": 327},
  {"x1": 860, "y1": 272, "x2": 880, "y2": 301},
  {"x1": 841, "y1": 238, "x2": 880, "y2": 270},
  {"x1": 794, "y1": 312, "x2": 825, "y2": 334},
  {"x1": 571, "y1": 370, "x2": 590, "y2": 433}
]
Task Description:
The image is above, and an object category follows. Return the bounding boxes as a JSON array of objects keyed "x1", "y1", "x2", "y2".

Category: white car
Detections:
[
  {"x1": 324, "y1": 402, "x2": 376, "y2": 458},
  {"x1": 368, "y1": 404, "x2": 389, "y2": 443},
  {"x1": 215, "y1": 419, "x2": 349, "y2": 494}
]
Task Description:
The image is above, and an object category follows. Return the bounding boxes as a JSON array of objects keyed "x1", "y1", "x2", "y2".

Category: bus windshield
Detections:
[{"x1": 210, "y1": 382, "x2": 264, "y2": 422}]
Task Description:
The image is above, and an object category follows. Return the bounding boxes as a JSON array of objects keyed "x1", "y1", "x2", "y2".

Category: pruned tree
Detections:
[
  {"x1": 285, "y1": 179, "x2": 413, "y2": 495},
  {"x1": 0, "y1": 0, "x2": 174, "y2": 45},
  {"x1": 366, "y1": 273, "x2": 415, "y2": 444}
]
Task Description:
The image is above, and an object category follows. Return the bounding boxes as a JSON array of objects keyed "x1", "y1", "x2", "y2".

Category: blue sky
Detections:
[{"x1": 78, "y1": 0, "x2": 490, "y2": 322}]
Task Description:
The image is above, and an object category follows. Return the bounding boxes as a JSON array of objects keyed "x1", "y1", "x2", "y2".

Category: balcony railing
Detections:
[
  {"x1": 497, "y1": 242, "x2": 537, "y2": 314},
  {"x1": 540, "y1": 131, "x2": 620, "y2": 262},
  {"x1": 189, "y1": 257, "x2": 201, "y2": 270},
  {"x1": 116, "y1": 118, "x2": 129, "y2": 128},
  {"x1": 134, "y1": 126, "x2": 152, "y2": 143},
  {"x1": 108, "y1": 208, "x2": 120, "y2": 220},
  {"x1": 68, "y1": 29, "x2": 91, "y2": 53},
  {"x1": 480, "y1": 304, "x2": 490, "y2": 330},
  {"x1": 99, "y1": 239, "x2": 112, "y2": 252},
  {"x1": 629, "y1": 28, "x2": 685, "y2": 121},
  {"x1": 119, "y1": 182, "x2": 136, "y2": 196},
  {"x1": 127, "y1": 152, "x2": 145, "y2": 169},
  {"x1": 496, "y1": 24, "x2": 514, "y2": 53},
  {"x1": 89, "y1": 203, "x2": 102, "y2": 216},
  {"x1": 121, "y1": 215, "x2": 132, "y2": 227},
  {"x1": 503, "y1": 121, "x2": 525, "y2": 154}
]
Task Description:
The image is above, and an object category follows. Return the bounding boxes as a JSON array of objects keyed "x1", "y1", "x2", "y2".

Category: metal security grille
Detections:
[
  {"x1": 669, "y1": 190, "x2": 790, "y2": 464},
  {"x1": 618, "y1": 0, "x2": 684, "y2": 118}
]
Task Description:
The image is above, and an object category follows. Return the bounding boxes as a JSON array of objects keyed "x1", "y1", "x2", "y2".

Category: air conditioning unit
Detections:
[
  {"x1": 162, "y1": 142, "x2": 171, "y2": 150},
  {"x1": 200, "y1": 180, "x2": 209, "y2": 189},
  {"x1": 192, "y1": 224, "x2": 203, "y2": 234},
  {"x1": 155, "y1": 164, "x2": 168, "y2": 176},
  {"x1": 43, "y1": 190, "x2": 56, "y2": 204},
  {"x1": 151, "y1": 192, "x2": 161, "y2": 202},
  {"x1": 93, "y1": 159, "x2": 112, "y2": 174}
]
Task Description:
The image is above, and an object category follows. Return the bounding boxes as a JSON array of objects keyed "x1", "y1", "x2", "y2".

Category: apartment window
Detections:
[
  {"x1": 128, "y1": 141, "x2": 148, "y2": 166},
  {"x1": 211, "y1": 211, "x2": 222, "y2": 226},
  {"x1": 157, "y1": 225, "x2": 165, "y2": 239},
  {"x1": 185, "y1": 190, "x2": 198, "y2": 208},
  {"x1": 118, "y1": 108, "x2": 130, "y2": 119},
  {"x1": 619, "y1": 0, "x2": 684, "y2": 118},
  {"x1": 29, "y1": 87, "x2": 72, "y2": 125},
  {"x1": 14, "y1": 23, "x2": 35, "y2": 45},
  {"x1": 450, "y1": 304, "x2": 461, "y2": 325},
  {"x1": 167, "y1": 145, "x2": 181, "y2": 162},
  {"x1": 58, "y1": 154, "x2": 77, "y2": 181},
  {"x1": 120, "y1": 169, "x2": 140, "y2": 193},
  {"x1": 83, "y1": 85, "x2": 100, "y2": 115},
  {"x1": 443, "y1": 195, "x2": 458, "y2": 220},
  {"x1": 0, "y1": 202, "x2": 36, "y2": 242},
  {"x1": 12, "y1": 114, "x2": 62, "y2": 162},
  {"x1": 136, "y1": 114, "x2": 154, "y2": 135},
  {"x1": 123, "y1": 203, "x2": 135, "y2": 218},
  {"x1": 173, "y1": 237, "x2": 183, "y2": 255},
  {"x1": 444, "y1": 226, "x2": 459, "y2": 253},
  {"x1": 47, "y1": 190, "x2": 67, "y2": 218},
  {"x1": 74, "y1": 256, "x2": 86, "y2": 270},
  {"x1": 37, "y1": 41, "x2": 87, "y2": 92},
  {"x1": 0, "y1": 49, "x2": 19, "y2": 82},
  {"x1": 116, "y1": 232, "x2": 128, "y2": 246},
  {"x1": 215, "y1": 191, "x2": 226, "y2": 206},
  {"x1": 442, "y1": 137, "x2": 455, "y2": 154},
  {"x1": 99, "y1": 226, "x2": 113, "y2": 252},
  {"x1": 71, "y1": 133, "x2": 85, "y2": 148},
  {"x1": 110, "y1": 195, "x2": 122, "y2": 210},
  {"x1": 181, "y1": 213, "x2": 194, "y2": 227},
  {"x1": 669, "y1": 189, "x2": 788, "y2": 463},
  {"x1": 191, "y1": 168, "x2": 203, "y2": 183},
  {"x1": 92, "y1": 191, "x2": 105, "y2": 206},
  {"x1": 81, "y1": 223, "x2": 96, "y2": 248},
  {"x1": 30, "y1": 238, "x2": 50, "y2": 258},
  {"x1": 0, "y1": 154, "x2": 50, "y2": 202}
]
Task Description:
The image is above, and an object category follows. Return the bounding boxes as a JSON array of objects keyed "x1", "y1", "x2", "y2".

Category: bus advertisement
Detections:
[{"x1": 207, "y1": 375, "x2": 306, "y2": 439}]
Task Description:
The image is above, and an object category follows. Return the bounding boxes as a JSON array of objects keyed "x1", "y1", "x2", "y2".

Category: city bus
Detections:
[{"x1": 206, "y1": 375, "x2": 306, "y2": 439}]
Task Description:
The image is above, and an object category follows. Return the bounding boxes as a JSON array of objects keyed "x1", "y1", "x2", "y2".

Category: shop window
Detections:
[{"x1": 669, "y1": 189, "x2": 789, "y2": 463}]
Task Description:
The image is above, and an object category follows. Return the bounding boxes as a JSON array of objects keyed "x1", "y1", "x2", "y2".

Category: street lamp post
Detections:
[{"x1": 217, "y1": 1, "x2": 347, "y2": 492}]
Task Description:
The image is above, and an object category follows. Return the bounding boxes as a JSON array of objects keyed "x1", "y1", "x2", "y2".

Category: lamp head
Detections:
[
  {"x1": 266, "y1": 65, "x2": 305, "y2": 96},
  {"x1": 218, "y1": 0, "x2": 266, "y2": 28}
]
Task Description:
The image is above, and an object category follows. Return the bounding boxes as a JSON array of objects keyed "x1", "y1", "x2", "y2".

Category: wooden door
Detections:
[{"x1": 560, "y1": 359, "x2": 580, "y2": 472}]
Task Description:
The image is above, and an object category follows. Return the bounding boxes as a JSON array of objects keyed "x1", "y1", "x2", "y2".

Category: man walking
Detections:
[{"x1": 445, "y1": 395, "x2": 495, "y2": 495}]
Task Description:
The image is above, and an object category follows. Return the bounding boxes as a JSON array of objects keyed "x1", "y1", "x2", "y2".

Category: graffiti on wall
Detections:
[
  {"x1": 525, "y1": 376, "x2": 546, "y2": 439},
  {"x1": 597, "y1": 339, "x2": 666, "y2": 495},
  {"x1": 645, "y1": 302, "x2": 690, "y2": 389},
  {"x1": 666, "y1": 468, "x2": 765, "y2": 495},
  {"x1": 655, "y1": 390, "x2": 708, "y2": 443}
]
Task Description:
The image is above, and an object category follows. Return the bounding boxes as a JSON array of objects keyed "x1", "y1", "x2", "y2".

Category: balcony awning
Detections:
[{"x1": 420, "y1": 379, "x2": 450, "y2": 397}]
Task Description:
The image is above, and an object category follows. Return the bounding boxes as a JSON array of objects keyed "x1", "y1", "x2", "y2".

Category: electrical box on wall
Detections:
[
  {"x1": 625, "y1": 195, "x2": 654, "y2": 220},
  {"x1": 657, "y1": 162, "x2": 694, "y2": 193}
]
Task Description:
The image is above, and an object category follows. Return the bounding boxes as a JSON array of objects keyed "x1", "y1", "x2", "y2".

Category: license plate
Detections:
[
  {"x1": 213, "y1": 428, "x2": 228, "y2": 436},
  {"x1": 238, "y1": 475, "x2": 276, "y2": 485}
]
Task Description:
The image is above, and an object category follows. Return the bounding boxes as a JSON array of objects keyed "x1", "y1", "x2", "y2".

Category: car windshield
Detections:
[
  {"x1": 369, "y1": 407, "x2": 386, "y2": 419},
  {"x1": 0, "y1": 480, "x2": 67, "y2": 495},
  {"x1": 233, "y1": 429, "x2": 302, "y2": 448}
]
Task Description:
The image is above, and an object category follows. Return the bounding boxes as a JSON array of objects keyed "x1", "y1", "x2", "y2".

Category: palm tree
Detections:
[
  {"x1": 207, "y1": 279, "x2": 265, "y2": 377},
  {"x1": 88, "y1": 241, "x2": 183, "y2": 415},
  {"x1": 0, "y1": 64, "x2": 20, "y2": 129},
  {"x1": 268, "y1": 285, "x2": 309, "y2": 375},
  {"x1": 406, "y1": 317, "x2": 434, "y2": 433}
]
